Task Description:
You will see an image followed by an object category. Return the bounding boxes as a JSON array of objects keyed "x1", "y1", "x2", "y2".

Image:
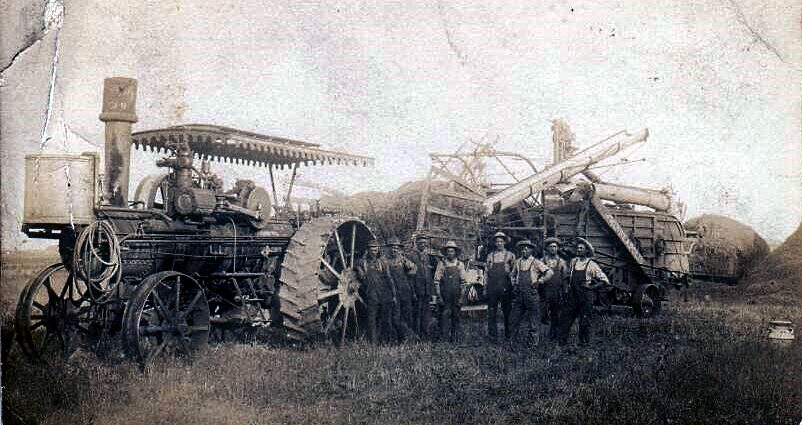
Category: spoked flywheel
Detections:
[
  {"x1": 15, "y1": 263, "x2": 91, "y2": 362},
  {"x1": 122, "y1": 271, "x2": 210, "y2": 366},
  {"x1": 278, "y1": 217, "x2": 374, "y2": 344}
]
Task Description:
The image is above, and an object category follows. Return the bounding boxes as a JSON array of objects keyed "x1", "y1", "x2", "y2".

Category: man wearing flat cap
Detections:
[
  {"x1": 484, "y1": 231, "x2": 516, "y2": 343},
  {"x1": 385, "y1": 237, "x2": 418, "y2": 333},
  {"x1": 540, "y1": 237, "x2": 568, "y2": 340},
  {"x1": 408, "y1": 233, "x2": 435, "y2": 339},
  {"x1": 357, "y1": 239, "x2": 398, "y2": 344},
  {"x1": 558, "y1": 237, "x2": 610, "y2": 347},
  {"x1": 433, "y1": 241, "x2": 467, "y2": 343},
  {"x1": 509, "y1": 239, "x2": 553, "y2": 345}
]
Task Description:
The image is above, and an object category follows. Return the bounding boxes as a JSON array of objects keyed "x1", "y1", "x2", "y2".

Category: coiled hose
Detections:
[{"x1": 73, "y1": 220, "x2": 121, "y2": 303}]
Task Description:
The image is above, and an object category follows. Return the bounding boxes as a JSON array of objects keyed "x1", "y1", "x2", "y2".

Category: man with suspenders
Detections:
[
  {"x1": 540, "y1": 237, "x2": 568, "y2": 340},
  {"x1": 558, "y1": 237, "x2": 610, "y2": 347},
  {"x1": 484, "y1": 231, "x2": 515, "y2": 343},
  {"x1": 433, "y1": 241, "x2": 467, "y2": 343},
  {"x1": 508, "y1": 239, "x2": 553, "y2": 346}
]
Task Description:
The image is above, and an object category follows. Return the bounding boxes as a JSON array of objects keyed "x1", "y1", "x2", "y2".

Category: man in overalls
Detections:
[
  {"x1": 385, "y1": 237, "x2": 418, "y2": 332},
  {"x1": 484, "y1": 231, "x2": 515, "y2": 343},
  {"x1": 540, "y1": 237, "x2": 568, "y2": 340},
  {"x1": 558, "y1": 237, "x2": 610, "y2": 347},
  {"x1": 357, "y1": 239, "x2": 398, "y2": 344},
  {"x1": 433, "y1": 241, "x2": 466, "y2": 343},
  {"x1": 509, "y1": 239, "x2": 553, "y2": 346},
  {"x1": 408, "y1": 233, "x2": 435, "y2": 339}
]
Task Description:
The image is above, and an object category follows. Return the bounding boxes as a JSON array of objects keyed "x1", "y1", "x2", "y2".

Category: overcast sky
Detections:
[{"x1": 2, "y1": 0, "x2": 800, "y2": 245}]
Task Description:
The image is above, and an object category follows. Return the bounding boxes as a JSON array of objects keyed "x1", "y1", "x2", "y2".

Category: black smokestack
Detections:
[{"x1": 99, "y1": 77, "x2": 138, "y2": 207}]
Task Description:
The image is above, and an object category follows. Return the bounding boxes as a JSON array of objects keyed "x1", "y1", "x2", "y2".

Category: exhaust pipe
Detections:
[{"x1": 99, "y1": 77, "x2": 138, "y2": 207}]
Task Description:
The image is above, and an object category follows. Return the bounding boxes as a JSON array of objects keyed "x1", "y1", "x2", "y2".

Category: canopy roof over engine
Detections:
[{"x1": 131, "y1": 124, "x2": 374, "y2": 168}]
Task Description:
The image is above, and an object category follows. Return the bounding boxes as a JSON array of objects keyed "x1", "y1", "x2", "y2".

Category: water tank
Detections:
[{"x1": 23, "y1": 152, "x2": 99, "y2": 228}]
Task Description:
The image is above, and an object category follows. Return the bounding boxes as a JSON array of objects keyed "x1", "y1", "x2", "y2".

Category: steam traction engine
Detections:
[{"x1": 16, "y1": 78, "x2": 375, "y2": 366}]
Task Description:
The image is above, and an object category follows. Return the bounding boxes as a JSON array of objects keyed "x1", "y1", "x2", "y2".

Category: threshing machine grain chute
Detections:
[{"x1": 416, "y1": 123, "x2": 692, "y2": 316}]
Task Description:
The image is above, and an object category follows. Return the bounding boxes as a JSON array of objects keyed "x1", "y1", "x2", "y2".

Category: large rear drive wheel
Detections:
[
  {"x1": 278, "y1": 217, "x2": 374, "y2": 343},
  {"x1": 122, "y1": 271, "x2": 210, "y2": 366}
]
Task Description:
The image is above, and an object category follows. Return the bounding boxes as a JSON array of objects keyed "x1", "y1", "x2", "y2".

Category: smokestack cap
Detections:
[{"x1": 99, "y1": 77, "x2": 138, "y2": 123}]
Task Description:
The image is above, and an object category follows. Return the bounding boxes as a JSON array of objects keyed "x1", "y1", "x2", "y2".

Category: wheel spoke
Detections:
[
  {"x1": 183, "y1": 291, "x2": 204, "y2": 316},
  {"x1": 353, "y1": 306, "x2": 359, "y2": 337},
  {"x1": 43, "y1": 279, "x2": 58, "y2": 300},
  {"x1": 30, "y1": 314, "x2": 46, "y2": 320},
  {"x1": 32, "y1": 301, "x2": 46, "y2": 311},
  {"x1": 145, "y1": 340, "x2": 168, "y2": 365},
  {"x1": 187, "y1": 325, "x2": 210, "y2": 332},
  {"x1": 30, "y1": 321, "x2": 46, "y2": 331},
  {"x1": 340, "y1": 306, "x2": 350, "y2": 344},
  {"x1": 321, "y1": 258, "x2": 341, "y2": 279},
  {"x1": 151, "y1": 291, "x2": 170, "y2": 319},
  {"x1": 318, "y1": 289, "x2": 340, "y2": 301},
  {"x1": 324, "y1": 302, "x2": 343, "y2": 334},
  {"x1": 175, "y1": 275, "x2": 181, "y2": 313},
  {"x1": 350, "y1": 223, "x2": 357, "y2": 268},
  {"x1": 143, "y1": 326, "x2": 169, "y2": 334},
  {"x1": 334, "y1": 227, "x2": 347, "y2": 268},
  {"x1": 55, "y1": 276, "x2": 70, "y2": 299}
]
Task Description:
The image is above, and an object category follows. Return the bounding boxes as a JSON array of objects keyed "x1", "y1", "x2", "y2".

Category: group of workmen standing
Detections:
[{"x1": 355, "y1": 231, "x2": 610, "y2": 347}]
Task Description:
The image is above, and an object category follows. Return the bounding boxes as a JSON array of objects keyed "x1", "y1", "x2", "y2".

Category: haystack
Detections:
[
  {"x1": 685, "y1": 214, "x2": 770, "y2": 281},
  {"x1": 744, "y1": 222, "x2": 801, "y2": 302}
]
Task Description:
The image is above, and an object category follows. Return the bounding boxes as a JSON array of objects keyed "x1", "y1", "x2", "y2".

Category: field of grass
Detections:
[{"x1": 2, "y1": 255, "x2": 801, "y2": 425}]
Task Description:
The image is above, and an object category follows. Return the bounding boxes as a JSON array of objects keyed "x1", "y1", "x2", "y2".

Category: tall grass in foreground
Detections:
[{"x1": 3, "y1": 287, "x2": 801, "y2": 425}]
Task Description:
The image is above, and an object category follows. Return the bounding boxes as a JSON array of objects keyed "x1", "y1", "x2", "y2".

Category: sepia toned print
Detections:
[{"x1": 1, "y1": 1, "x2": 800, "y2": 424}]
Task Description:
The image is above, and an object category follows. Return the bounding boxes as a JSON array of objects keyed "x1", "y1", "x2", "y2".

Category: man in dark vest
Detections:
[
  {"x1": 385, "y1": 237, "x2": 418, "y2": 332},
  {"x1": 540, "y1": 237, "x2": 568, "y2": 340},
  {"x1": 558, "y1": 237, "x2": 610, "y2": 347},
  {"x1": 357, "y1": 239, "x2": 398, "y2": 344},
  {"x1": 433, "y1": 241, "x2": 466, "y2": 343},
  {"x1": 408, "y1": 233, "x2": 435, "y2": 339},
  {"x1": 509, "y1": 239, "x2": 553, "y2": 346},
  {"x1": 484, "y1": 231, "x2": 515, "y2": 343}
]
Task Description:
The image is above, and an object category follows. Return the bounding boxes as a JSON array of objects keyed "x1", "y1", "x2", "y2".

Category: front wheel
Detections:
[
  {"x1": 15, "y1": 263, "x2": 91, "y2": 362},
  {"x1": 122, "y1": 271, "x2": 210, "y2": 367}
]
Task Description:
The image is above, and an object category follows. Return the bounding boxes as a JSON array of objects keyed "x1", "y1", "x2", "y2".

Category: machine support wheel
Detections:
[
  {"x1": 278, "y1": 216, "x2": 374, "y2": 344},
  {"x1": 14, "y1": 263, "x2": 91, "y2": 362},
  {"x1": 122, "y1": 271, "x2": 210, "y2": 367},
  {"x1": 633, "y1": 284, "x2": 662, "y2": 318}
]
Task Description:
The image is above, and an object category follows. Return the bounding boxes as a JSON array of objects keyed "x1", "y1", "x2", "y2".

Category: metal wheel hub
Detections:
[{"x1": 335, "y1": 269, "x2": 360, "y2": 309}]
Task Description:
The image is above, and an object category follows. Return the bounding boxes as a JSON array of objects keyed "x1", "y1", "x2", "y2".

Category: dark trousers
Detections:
[
  {"x1": 397, "y1": 295, "x2": 415, "y2": 329},
  {"x1": 367, "y1": 300, "x2": 395, "y2": 344},
  {"x1": 558, "y1": 288, "x2": 595, "y2": 345},
  {"x1": 509, "y1": 288, "x2": 540, "y2": 341},
  {"x1": 541, "y1": 283, "x2": 563, "y2": 339},
  {"x1": 485, "y1": 286, "x2": 511, "y2": 340},
  {"x1": 392, "y1": 300, "x2": 415, "y2": 341},
  {"x1": 412, "y1": 293, "x2": 433, "y2": 339},
  {"x1": 437, "y1": 302, "x2": 461, "y2": 343}
]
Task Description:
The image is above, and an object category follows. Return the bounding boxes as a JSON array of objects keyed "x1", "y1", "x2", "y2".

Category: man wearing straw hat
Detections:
[
  {"x1": 408, "y1": 233, "x2": 435, "y2": 339},
  {"x1": 541, "y1": 237, "x2": 568, "y2": 340},
  {"x1": 386, "y1": 236, "x2": 418, "y2": 331},
  {"x1": 433, "y1": 240, "x2": 467, "y2": 343},
  {"x1": 508, "y1": 239, "x2": 553, "y2": 346},
  {"x1": 558, "y1": 237, "x2": 610, "y2": 347},
  {"x1": 484, "y1": 231, "x2": 516, "y2": 343}
]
